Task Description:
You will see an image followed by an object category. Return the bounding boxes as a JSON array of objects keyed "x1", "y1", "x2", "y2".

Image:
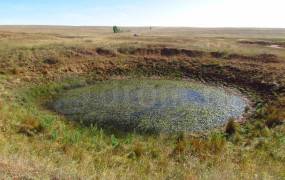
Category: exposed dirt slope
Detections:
[{"x1": 3, "y1": 47, "x2": 283, "y2": 97}]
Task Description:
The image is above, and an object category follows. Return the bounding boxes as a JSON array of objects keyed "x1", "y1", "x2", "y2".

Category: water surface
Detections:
[{"x1": 53, "y1": 79, "x2": 247, "y2": 133}]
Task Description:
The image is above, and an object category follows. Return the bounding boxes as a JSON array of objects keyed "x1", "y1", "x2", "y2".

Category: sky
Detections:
[{"x1": 0, "y1": 0, "x2": 285, "y2": 28}]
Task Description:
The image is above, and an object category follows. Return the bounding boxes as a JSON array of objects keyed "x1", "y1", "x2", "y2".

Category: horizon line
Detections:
[{"x1": 0, "y1": 25, "x2": 285, "y2": 29}]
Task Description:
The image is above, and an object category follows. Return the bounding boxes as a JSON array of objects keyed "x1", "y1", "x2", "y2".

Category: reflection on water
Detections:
[{"x1": 53, "y1": 79, "x2": 247, "y2": 133}]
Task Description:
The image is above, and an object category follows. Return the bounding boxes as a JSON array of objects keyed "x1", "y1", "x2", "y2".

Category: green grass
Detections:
[
  {"x1": 0, "y1": 26, "x2": 284, "y2": 179},
  {"x1": 0, "y1": 76, "x2": 283, "y2": 179}
]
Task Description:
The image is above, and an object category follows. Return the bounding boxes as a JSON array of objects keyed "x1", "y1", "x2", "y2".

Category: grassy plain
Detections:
[{"x1": 0, "y1": 26, "x2": 285, "y2": 179}]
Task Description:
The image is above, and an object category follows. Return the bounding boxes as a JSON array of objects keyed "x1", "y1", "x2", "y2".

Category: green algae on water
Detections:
[{"x1": 53, "y1": 79, "x2": 247, "y2": 133}]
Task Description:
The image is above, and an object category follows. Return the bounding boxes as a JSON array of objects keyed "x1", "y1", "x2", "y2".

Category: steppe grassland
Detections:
[{"x1": 0, "y1": 26, "x2": 284, "y2": 179}]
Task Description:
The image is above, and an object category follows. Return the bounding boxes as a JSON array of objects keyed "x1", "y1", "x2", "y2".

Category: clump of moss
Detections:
[{"x1": 18, "y1": 116, "x2": 44, "y2": 136}]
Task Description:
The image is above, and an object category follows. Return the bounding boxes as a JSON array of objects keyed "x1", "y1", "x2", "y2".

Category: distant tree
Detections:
[{"x1": 113, "y1": 26, "x2": 120, "y2": 33}]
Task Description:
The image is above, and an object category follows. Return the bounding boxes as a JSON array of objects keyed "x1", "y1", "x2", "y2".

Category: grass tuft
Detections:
[
  {"x1": 208, "y1": 133, "x2": 226, "y2": 154},
  {"x1": 171, "y1": 133, "x2": 187, "y2": 156},
  {"x1": 18, "y1": 116, "x2": 44, "y2": 136},
  {"x1": 225, "y1": 118, "x2": 238, "y2": 136},
  {"x1": 265, "y1": 106, "x2": 284, "y2": 128},
  {"x1": 128, "y1": 142, "x2": 144, "y2": 159}
]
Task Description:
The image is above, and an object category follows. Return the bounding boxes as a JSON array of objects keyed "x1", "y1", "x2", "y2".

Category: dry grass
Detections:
[
  {"x1": 18, "y1": 116, "x2": 44, "y2": 136},
  {"x1": 265, "y1": 107, "x2": 285, "y2": 128},
  {"x1": 0, "y1": 26, "x2": 284, "y2": 179}
]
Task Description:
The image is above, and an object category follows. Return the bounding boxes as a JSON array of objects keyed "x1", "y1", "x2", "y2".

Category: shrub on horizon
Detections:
[{"x1": 113, "y1": 26, "x2": 121, "y2": 33}]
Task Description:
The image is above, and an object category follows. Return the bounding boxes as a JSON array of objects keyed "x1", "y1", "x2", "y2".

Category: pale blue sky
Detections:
[{"x1": 1, "y1": 0, "x2": 284, "y2": 27}]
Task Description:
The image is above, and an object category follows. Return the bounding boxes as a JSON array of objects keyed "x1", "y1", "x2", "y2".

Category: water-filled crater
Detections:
[{"x1": 53, "y1": 79, "x2": 247, "y2": 133}]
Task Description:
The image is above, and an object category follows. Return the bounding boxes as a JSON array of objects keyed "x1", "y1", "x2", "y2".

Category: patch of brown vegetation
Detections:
[
  {"x1": 96, "y1": 48, "x2": 116, "y2": 56},
  {"x1": 18, "y1": 117, "x2": 44, "y2": 136},
  {"x1": 64, "y1": 47, "x2": 115, "y2": 58},
  {"x1": 189, "y1": 134, "x2": 226, "y2": 159},
  {"x1": 118, "y1": 47, "x2": 161, "y2": 56},
  {"x1": 225, "y1": 53, "x2": 280, "y2": 63},
  {"x1": 43, "y1": 57, "x2": 59, "y2": 65},
  {"x1": 0, "y1": 31, "x2": 14, "y2": 39},
  {"x1": 171, "y1": 134, "x2": 187, "y2": 156},
  {"x1": 1, "y1": 45, "x2": 285, "y2": 98},
  {"x1": 10, "y1": 67, "x2": 23, "y2": 75},
  {"x1": 225, "y1": 118, "x2": 238, "y2": 136},
  {"x1": 0, "y1": 161, "x2": 36, "y2": 179},
  {"x1": 118, "y1": 47, "x2": 280, "y2": 63},
  {"x1": 239, "y1": 40, "x2": 273, "y2": 46},
  {"x1": 12, "y1": 47, "x2": 282, "y2": 97},
  {"x1": 66, "y1": 47, "x2": 98, "y2": 57},
  {"x1": 210, "y1": 51, "x2": 227, "y2": 58},
  {"x1": 264, "y1": 106, "x2": 285, "y2": 128},
  {"x1": 239, "y1": 40, "x2": 285, "y2": 48},
  {"x1": 118, "y1": 47, "x2": 205, "y2": 57}
]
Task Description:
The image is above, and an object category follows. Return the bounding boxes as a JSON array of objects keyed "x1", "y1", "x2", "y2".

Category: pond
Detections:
[{"x1": 53, "y1": 79, "x2": 248, "y2": 133}]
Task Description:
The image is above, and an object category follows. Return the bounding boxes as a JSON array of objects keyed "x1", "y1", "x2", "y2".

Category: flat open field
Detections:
[{"x1": 0, "y1": 26, "x2": 285, "y2": 179}]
